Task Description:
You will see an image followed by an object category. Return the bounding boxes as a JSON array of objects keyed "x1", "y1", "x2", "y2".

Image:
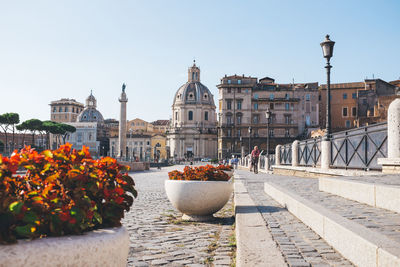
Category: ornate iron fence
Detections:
[
  {"x1": 279, "y1": 144, "x2": 292, "y2": 165},
  {"x1": 330, "y1": 122, "x2": 387, "y2": 170},
  {"x1": 298, "y1": 138, "x2": 322, "y2": 167}
]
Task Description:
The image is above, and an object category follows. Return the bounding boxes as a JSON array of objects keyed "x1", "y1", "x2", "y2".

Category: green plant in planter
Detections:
[{"x1": 0, "y1": 143, "x2": 137, "y2": 244}]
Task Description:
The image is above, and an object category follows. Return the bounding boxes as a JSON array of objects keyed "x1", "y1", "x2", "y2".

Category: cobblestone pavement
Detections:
[
  {"x1": 265, "y1": 173, "x2": 400, "y2": 244},
  {"x1": 236, "y1": 170, "x2": 354, "y2": 267},
  {"x1": 122, "y1": 165, "x2": 235, "y2": 267}
]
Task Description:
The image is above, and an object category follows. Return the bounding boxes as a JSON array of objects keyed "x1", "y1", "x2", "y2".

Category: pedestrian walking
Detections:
[{"x1": 250, "y1": 146, "x2": 260, "y2": 174}]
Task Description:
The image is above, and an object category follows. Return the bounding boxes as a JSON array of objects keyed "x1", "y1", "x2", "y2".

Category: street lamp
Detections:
[
  {"x1": 248, "y1": 126, "x2": 252, "y2": 155},
  {"x1": 320, "y1": 34, "x2": 335, "y2": 139},
  {"x1": 265, "y1": 108, "x2": 272, "y2": 157}
]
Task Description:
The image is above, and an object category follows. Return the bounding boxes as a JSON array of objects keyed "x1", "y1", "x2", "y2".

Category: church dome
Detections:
[
  {"x1": 173, "y1": 61, "x2": 215, "y2": 107},
  {"x1": 77, "y1": 91, "x2": 104, "y2": 122}
]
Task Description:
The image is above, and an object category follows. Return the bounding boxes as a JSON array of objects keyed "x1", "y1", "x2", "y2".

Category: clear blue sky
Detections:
[{"x1": 0, "y1": 0, "x2": 399, "y2": 123}]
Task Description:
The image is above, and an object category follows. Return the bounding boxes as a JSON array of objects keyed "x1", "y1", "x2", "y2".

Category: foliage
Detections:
[
  {"x1": 0, "y1": 113, "x2": 20, "y2": 152},
  {"x1": 0, "y1": 143, "x2": 137, "y2": 244},
  {"x1": 216, "y1": 164, "x2": 233, "y2": 171},
  {"x1": 168, "y1": 165, "x2": 231, "y2": 181}
]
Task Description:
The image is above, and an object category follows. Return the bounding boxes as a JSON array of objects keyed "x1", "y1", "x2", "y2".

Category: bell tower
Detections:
[{"x1": 188, "y1": 60, "x2": 200, "y2": 82}]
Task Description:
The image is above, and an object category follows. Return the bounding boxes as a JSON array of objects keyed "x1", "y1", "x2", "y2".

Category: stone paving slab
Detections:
[
  {"x1": 122, "y1": 166, "x2": 235, "y2": 267},
  {"x1": 341, "y1": 174, "x2": 400, "y2": 186},
  {"x1": 235, "y1": 170, "x2": 354, "y2": 267}
]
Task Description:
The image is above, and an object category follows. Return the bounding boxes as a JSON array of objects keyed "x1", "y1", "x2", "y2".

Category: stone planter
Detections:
[
  {"x1": 0, "y1": 227, "x2": 129, "y2": 267},
  {"x1": 224, "y1": 170, "x2": 234, "y2": 178},
  {"x1": 165, "y1": 179, "x2": 233, "y2": 221}
]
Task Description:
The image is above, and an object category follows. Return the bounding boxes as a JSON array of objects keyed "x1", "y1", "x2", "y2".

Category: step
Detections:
[
  {"x1": 264, "y1": 176, "x2": 400, "y2": 267},
  {"x1": 319, "y1": 175, "x2": 400, "y2": 213}
]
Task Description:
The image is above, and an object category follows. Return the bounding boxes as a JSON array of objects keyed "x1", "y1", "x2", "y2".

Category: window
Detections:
[
  {"x1": 343, "y1": 93, "x2": 347, "y2": 99},
  {"x1": 72, "y1": 107, "x2": 75, "y2": 112},
  {"x1": 140, "y1": 141, "x2": 143, "y2": 145},
  {"x1": 175, "y1": 112, "x2": 178, "y2": 120},
  {"x1": 254, "y1": 103, "x2": 258, "y2": 110},
  {"x1": 342, "y1": 107, "x2": 348, "y2": 117},
  {"x1": 306, "y1": 115, "x2": 311, "y2": 126},
  {"x1": 269, "y1": 94, "x2": 274, "y2": 100},
  {"x1": 226, "y1": 100, "x2": 232, "y2": 110},
  {"x1": 269, "y1": 129, "x2": 274, "y2": 137},
  {"x1": 77, "y1": 133, "x2": 82, "y2": 143},
  {"x1": 53, "y1": 107, "x2": 56, "y2": 112},
  {"x1": 285, "y1": 103, "x2": 290, "y2": 110},
  {"x1": 352, "y1": 93, "x2": 357, "y2": 99},
  {"x1": 65, "y1": 107, "x2": 68, "y2": 112},
  {"x1": 59, "y1": 107, "x2": 62, "y2": 112},
  {"x1": 285, "y1": 93, "x2": 289, "y2": 100},
  {"x1": 147, "y1": 141, "x2": 150, "y2": 145},
  {"x1": 226, "y1": 115, "x2": 232, "y2": 124},
  {"x1": 237, "y1": 115, "x2": 242, "y2": 125},
  {"x1": 237, "y1": 100, "x2": 242, "y2": 110},
  {"x1": 285, "y1": 129, "x2": 290, "y2": 137},
  {"x1": 188, "y1": 111, "x2": 193, "y2": 120},
  {"x1": 318, "y1": 95, "x2": 321, "y2": 101},
  {"x1": 352, "y1": 107, "x2": 357, "y2": 117},
  {"x1": 253, "y1": 129, "x2": 258, "y2": 137},
  {"x1": 237, "y1": 129, "x2": 241, "y2": 137},
  {"x1": 284, "y1": 115, "x2": 291, "y2": 124},
  {"x1": 227, "y1": 129, "x2": 232, "y2": 137},
  {"x1": 270, "y1": 103, "x2": 274, "y2": 110},
  {"x1": 228, "y1": 80, "x2": 231, "y2": 84},
  {"x1": 205, "y1": 111, "x2": 208, "y2": 121},
  {"x1": 238, "y1": 88, "x2": 241, "y2": 93},
  {"x1": 238, "y1": 79, "x2": 241, "y2": 84},
  {"x1": 254, "y1": 94, "x2": 258, "y2": 99},
  {"x1": 134, "y1": 142, "x2": 138, "y2": 145},
  {"x1": 312, "y1": 106, "x2": 316, "y2": 111},
  {"x1": 189, "y1": 93, "x2": 193, "y2": 99},
  {"x1": 204, "y1": 94, "x2": 208, "y2": 99},
  {"x1": 253, "y1": 115, "x2": 259, "y2": 124},
  {"x1": 306, "y1": 94, "x2": 310, "y2": 101},
  {"x1": 89, "y1": 133, "x2": 92, "y2": 141},
  {"x1": 345, "y1": 120, "x2": 351, "y2": 128},
  {"x1": 227, "y1": 88, "x2": 231, "y2": 93}
]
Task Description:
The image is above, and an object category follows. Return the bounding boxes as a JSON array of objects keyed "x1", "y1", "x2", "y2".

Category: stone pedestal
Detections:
[
  {"x1": 378, "y1": 98, "x2": 400, "y2": 173},
  {"x1": 321, "y1": 140, "x2": 331, "y2": 170},
  {"x1": 292, "y1": 140, "x2": 299, "y2": 167},
  {"x1": 275, "y1": 145, "x2": 281, "y2": 166}
]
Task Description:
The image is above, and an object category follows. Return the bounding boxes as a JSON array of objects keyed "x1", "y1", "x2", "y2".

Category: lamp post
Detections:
[
  {"x1": 248, "y1": 126, "x2": 252, "y2": 155},
  {"x1": 265, "y1": 108, "x2": 272, "y2": 157},
  {"x1": 320, "y1": 34, "x2": 335, "y2": 139}
]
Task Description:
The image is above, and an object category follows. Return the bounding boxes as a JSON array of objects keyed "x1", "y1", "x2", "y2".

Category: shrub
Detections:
[
  {"x1": 216, "y1": 164, "x2": 233, "y2": 171},
  {"x1": 168, "y1": 165, "x2": 231, "y2": 181},
  {"x1": 0, "y1": 144, "x2": 137, "y2": 244}
]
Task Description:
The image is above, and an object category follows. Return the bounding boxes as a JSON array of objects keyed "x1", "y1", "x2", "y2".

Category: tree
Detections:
[
  {"x1": 59, "y1": 124, "x2": 76, "y2": 144},
  {"x1": 21, "y1": 119, "x2": 43, "y2": 148},
  {"x1": 0, "y1": 113, "x2": 20, "y2": 154}
]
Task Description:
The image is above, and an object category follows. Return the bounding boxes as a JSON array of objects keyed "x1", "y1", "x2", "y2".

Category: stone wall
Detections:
[{"x1": 119, "y1": 161, "x2": 150, "y2": 171}]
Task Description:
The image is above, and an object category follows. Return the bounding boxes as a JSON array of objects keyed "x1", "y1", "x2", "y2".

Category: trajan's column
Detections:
[{"x1": 118, "y1": 83, "x2": 128, "y2": 158}]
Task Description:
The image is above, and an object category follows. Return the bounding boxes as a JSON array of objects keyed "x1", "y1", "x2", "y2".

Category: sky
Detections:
[{"x1": 0, "y1": 0, "x2": 399, "y2": 123}]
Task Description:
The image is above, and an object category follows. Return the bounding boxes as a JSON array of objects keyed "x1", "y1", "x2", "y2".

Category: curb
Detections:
[{"x1": 234, "y1": 176, "x2": 286, "y2": 267}]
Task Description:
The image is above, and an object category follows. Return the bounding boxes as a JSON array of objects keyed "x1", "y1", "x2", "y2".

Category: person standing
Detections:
[{"x1": 251, "y1": 146, "x2": 260, "y2": 174}]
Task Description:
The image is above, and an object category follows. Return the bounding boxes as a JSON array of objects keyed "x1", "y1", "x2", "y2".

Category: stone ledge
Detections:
[
  {"x1": 378, "y1": 158, "x2": 400, "y2": 174},
  {"x1": 264, "y1": 182, "x2": 400, "y2": 267},
  {"x1": 234, "y1": 178, "x2": 286, "y2": 267},
  {"x1": 319, "y1": 177, "x2": 400, "y2": 214},
  {"x1": 272, "y1": 165, "x2": 382, "y2": 177}
]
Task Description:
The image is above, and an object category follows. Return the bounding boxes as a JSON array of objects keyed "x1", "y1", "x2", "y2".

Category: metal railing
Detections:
[
  {"x1": 298, "y1": 138, "x2": 322, "y2": 167},
  {"x1": 330, "y1": 122, "x2": 387, "y2": 170},
  {"x1": 277, "y1": 122, "x2": 387, "y2": 170},
  {"x1": 279, "y1": 144, "x2": 292, "y2": 165}
]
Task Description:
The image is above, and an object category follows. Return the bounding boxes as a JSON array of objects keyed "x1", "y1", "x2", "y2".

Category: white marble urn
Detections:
[
  {"x1": 0, "y1": 227, "x2": 129, "y2": 267},
  {"x1": 165, "y1": 179, "x2": 233, "y2": 221}
]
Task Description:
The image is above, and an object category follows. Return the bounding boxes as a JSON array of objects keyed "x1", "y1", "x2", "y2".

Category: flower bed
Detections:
[
  {"x1": 168, "y1": 165, "x2": 231, "y2": 181},
  {"x1": 0, "y1": 144, "x2": 136, "y2": 244}
]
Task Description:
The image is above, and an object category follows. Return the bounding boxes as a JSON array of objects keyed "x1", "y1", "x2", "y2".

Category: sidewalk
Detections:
[{"x1": 234, "y1": 170, "x2": 353, "y2": 267}]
